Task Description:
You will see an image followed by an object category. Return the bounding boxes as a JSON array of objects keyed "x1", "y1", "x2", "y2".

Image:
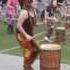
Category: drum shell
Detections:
[
  {"x1": 40, "y1": 48, "x2": 61, "y2": 70},
  {"x1": 40, "y1": 44, "x2": 61, "y2": 70},
  {"x1": 65, "y1": 23, "x2": 70, "y2": 29},
  {"x1": 64, "y1": 15, "x2": 70, "y2": 29},
  {"x1": 55, "y1": 27, "x2": 65, "y2": 44}
]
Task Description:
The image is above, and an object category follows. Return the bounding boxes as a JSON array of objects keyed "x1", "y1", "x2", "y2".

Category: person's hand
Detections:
[{"x1": 25, "y1": 34, "x2": 33, "y2": 41}]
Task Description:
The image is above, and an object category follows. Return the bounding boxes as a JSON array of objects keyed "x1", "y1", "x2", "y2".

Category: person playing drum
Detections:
[{"x1": 15, "y1": 0, "x2": 40, "y2": 70}]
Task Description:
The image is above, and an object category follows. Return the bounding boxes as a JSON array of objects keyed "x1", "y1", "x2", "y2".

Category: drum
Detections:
[
  {"x1": 64, "y1": 15, "x2": 70, "y2": 29},
  {"x1": 40, "y1": 44, "x2": 61, "y2": 70},
  {"x1": 55, "y1": 27, "x2": 66, "y2": 44},
  {"x1": 65, "y1": 21, "x2": 70, "y2": 29}
]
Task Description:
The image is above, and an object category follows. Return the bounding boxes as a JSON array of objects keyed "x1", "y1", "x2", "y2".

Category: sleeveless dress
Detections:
[
  {"x1": 15, "y1": 11, "x2": 40, "y2": 69},
  {"x1": 16, "y1": 12, "x2": 35, "y2": 48}
]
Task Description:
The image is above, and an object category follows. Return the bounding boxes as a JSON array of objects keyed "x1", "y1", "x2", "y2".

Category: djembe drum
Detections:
[
  {"x1": 64, "y1": 15, "x2": 70, "y2": 29},
  {"x1": 40, "y1": 44, "x2": 61, "y2": 70},
  {"x1": 65, "y1": 21, "x2": 70, "y2": 29},
  {"x1": 55, "y1": 27, "x2": 65, "y2": 44}
]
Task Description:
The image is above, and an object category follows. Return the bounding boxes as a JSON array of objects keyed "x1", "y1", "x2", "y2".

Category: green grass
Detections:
[
  {"x1": 0, "y1": 21, "x2": 70, "y2": 64},
  {"x1": 0, "y1": 21, "x2": 21, "y2": 56},
  {"x1": 61, "y1": 35, "x2": 70, "y2": 64},
  {"x1": 0, "y1": 22, "x2": 18, "y2": 50}
]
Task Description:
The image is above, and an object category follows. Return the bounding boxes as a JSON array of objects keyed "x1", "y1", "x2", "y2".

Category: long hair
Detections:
[
  {"x1": 57, "y1": 0, "x2": 64, "y2": 3},
  {"x1": 18, "y1": 0, "x2": 24, "y2": 9},
  {"x1": 47, "y1": 0, "x2": 56, "y2": 17},
  {"x1": 18, "y1": 0, "x2": 33, "y2": 9},
  {"x1": 24, "y1": 0, "x2": 33, "y2": 9}
]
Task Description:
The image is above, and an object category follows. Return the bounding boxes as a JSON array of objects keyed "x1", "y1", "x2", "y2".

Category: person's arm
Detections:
[{"x1": 17, "y1": 10, "x2": 33, "y2": 41}]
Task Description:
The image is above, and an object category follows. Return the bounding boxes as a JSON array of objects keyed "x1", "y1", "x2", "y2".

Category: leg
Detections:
[
  {"x1": 24, "y1": 48, "x2": 34, "y2": 70},
  {"x1": 23, "y1": 41, "x2": 40, "y2": 70},
  {"x1": 10, "y1": 16, "x2": 15, "y2": 33},
  {"x1": 10, "y1": 20, "x2": 14, "y2": 33},
  {"x1": 7, "y1": 24, "x2": 11, "y2": 33},
  {"x1": 6, "y1": 15, "x2": 12, "y2": 33},
  {"x1": 46, "y1": 26, "x2": 54, "y2": 38},
  {"x1": 16, "y1": 33, "x2": 39, "y2": 70},
  {"x1": 45, "y1": 23, "x2": 54, "y2": 42}
]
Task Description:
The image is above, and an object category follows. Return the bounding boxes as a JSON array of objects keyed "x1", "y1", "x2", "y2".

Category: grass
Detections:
[
  {"x1": 0, "y1": 22, "x2": 18, "y2": 50},
  {"x1": 0, "y1": 21, "x2": 70, "y2": 64},
  {"x1": 61, "y1": 34, "x2": 70, "y2": 64}
]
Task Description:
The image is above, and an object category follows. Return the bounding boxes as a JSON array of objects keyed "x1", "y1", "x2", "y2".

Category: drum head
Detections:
[
  {"x1": 40, "y1": 44, "x2": 61, "y2": 50},
  {"x1": 56, "y1": 27, "x2": 65, "y2": 30}
]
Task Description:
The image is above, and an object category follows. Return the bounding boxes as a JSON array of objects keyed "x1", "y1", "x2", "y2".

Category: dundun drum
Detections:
[
  {"x1": 55, "y1": 27, "x2": 65, "y2": 44},
  {"x1": 40, "y1": 44, "x2": 61, "y2": 70}
]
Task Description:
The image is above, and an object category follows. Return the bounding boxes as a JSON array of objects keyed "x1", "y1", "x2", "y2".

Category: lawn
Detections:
[{"x1": 0, "y1": 21, "x2": 70, "y2": 64}]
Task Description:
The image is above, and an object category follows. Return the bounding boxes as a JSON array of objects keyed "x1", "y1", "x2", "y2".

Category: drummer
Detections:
[{"x1": 44, "y1": 0, "x2": 58, "y2": 42}]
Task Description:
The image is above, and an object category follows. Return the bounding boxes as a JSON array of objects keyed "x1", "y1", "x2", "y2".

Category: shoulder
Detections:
[
  {"x1": 19, "y1": 9, "x2": 28, "y2": 19},
  {"x1": 20, "y1": 9, "x2": 28, "y2": 13}
]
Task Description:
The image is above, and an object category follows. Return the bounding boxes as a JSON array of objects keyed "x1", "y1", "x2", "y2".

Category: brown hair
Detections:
[
  {"x1": 24, "y1": 0, "x2": 33, "y2": 3},
  {"x1": 23, "y1": 0, "x2": 33, "y2": 9}
]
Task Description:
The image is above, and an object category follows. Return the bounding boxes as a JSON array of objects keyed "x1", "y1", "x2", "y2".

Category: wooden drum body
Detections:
[
  {"x1": 65, "y1": 21, "x2": 70, "y2": 30},
  {"x1": 64, "y1": 15, "x2": 70, "y2": 29},
  {"x1": 55, "y1": 27, "x2": 66, "y2": 44},
  {"x1": 40, "y1": 44, "x2": 61, "y2": 70}
]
